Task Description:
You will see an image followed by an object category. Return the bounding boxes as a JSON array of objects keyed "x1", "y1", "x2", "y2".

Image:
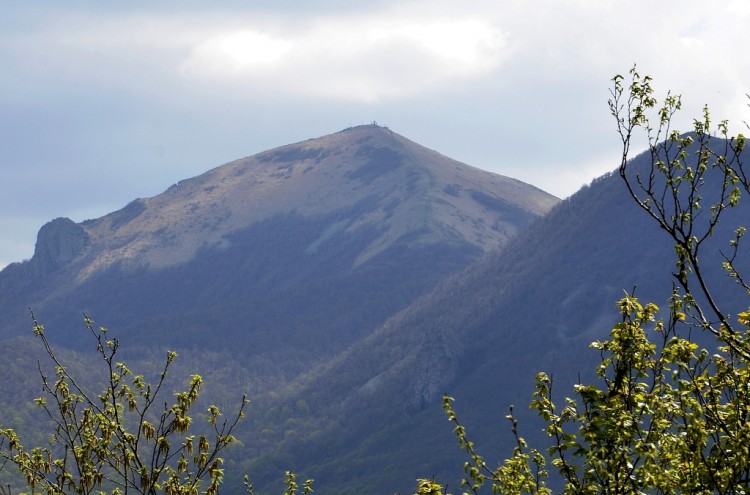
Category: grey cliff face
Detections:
[{"x1": 31, "y1": 217, "x2": 89, "y2": 276}]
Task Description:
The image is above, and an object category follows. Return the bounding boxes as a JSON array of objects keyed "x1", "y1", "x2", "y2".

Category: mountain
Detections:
[
  {"x1": 235, "y1": 141, "x2": 750, "y2": 494},
  {"x1": 4, "y1": 126, "x2": 745, "y2": 494},
  {"x1": 8, "y1": 125, "x2": 744, "y2": 494},
  {"x1": 0, "y1": 124, "x2": 557, "y2": 391}
]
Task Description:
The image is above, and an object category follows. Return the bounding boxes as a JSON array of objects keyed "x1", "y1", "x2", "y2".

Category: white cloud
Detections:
[
  {"x1": 180, "y1": 16, "x2": 508, "y2": 102},
  {"x1": 3, "y1": 9, "x2": 509, "y2": 103},
  {"x1": 727, "y1": 0, "x2": 750, "y2": 16},
  {"x1": 185, "y1": 30, "x2": 292, "y2": 75}
]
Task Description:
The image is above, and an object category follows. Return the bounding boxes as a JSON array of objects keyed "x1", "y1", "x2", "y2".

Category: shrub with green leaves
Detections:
[
  {"x1": 438, "y1": 68, "x2": 750, "y2": 494},
  {"x1": 0, "y1": 314, "x2": 247, "y2": 495}
]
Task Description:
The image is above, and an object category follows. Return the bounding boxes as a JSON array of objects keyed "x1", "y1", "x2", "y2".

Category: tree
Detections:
[
  {"x1": 0, "y1": 313, "x2": 248, "y2": 495},
  {"x1": 440, "y1": 68, "x2": 750, "y2": 494}
]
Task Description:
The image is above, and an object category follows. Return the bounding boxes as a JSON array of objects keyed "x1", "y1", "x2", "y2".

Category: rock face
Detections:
[{"x1": 30, "y1": 217, "x2": 90, "y2": 276}]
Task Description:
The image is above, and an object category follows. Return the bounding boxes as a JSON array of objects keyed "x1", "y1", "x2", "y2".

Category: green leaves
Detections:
[
  {"x1": 613, "y1": 68, "x2": 750, "y2": 359},
  {"x1": 279, "y1": 471, "x2": 313, "y2": 495},
  {"x1": 0, "y1": 315, "x2": 248, "y2": 495},
  {"x1": 415, "y1": 478, "x2": 446, "y2": 495},
  {"x1": 445, "y1": 292, "x2": 750, "y2": 494},
  {"x1": 439, "y1": 70, "x2": 750, "y2": 494}
]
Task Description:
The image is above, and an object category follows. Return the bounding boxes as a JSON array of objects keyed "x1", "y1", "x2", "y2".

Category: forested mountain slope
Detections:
[{"x1": 239, "y1": 140, "x2": 750, "y2": 494}]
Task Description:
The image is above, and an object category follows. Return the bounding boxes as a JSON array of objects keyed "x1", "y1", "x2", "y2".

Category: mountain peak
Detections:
[{"x1": 37, "y1": 127, "x2": 558, "y2": 278}]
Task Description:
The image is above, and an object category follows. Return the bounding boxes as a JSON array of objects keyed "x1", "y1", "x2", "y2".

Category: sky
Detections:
[{"x1": 2, "y1": 1, "x2": 750, "y2": 269}]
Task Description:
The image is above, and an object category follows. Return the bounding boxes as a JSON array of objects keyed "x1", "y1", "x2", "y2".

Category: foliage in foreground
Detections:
[
  {"x1": 0, "y1": 313, "x2": 250, "y2": 495},
  {"x1": 437, "y1": 68, "x2": 750, "y2": 494},
  {"x1": 0, "y1": 315, "x2": 322, "y2": 495}
]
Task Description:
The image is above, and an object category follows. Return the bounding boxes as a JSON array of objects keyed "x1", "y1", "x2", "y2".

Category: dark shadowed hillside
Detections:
[{"x1": 237, "y1": 140, "x2": 750, "y2": 494}]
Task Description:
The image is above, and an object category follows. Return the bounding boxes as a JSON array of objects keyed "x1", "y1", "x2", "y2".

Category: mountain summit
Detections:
[
  {"x1": 42, "y1": 124, "x2": 555, "y2": 278},
  {"x1": 0, "y1": 125, "x2": 558, "y2": 364}
]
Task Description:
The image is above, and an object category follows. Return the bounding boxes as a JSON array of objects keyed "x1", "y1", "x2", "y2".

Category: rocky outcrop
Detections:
[
  {"x1": 30, "y1": 217, "x2": 89, "y2": 276},
  {"x1": 404, "y1": 329, "x2": 460, "y2": 411}
]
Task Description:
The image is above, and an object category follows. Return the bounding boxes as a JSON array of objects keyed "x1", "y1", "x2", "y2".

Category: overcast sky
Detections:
[{"x1": 2, "y1": 1, "x2": 750, "y2": 269}]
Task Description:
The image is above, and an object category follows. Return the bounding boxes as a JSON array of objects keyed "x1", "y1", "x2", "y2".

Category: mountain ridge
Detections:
[{"x1": 28, "y1": 125, "x2": 554, "y2": 281}]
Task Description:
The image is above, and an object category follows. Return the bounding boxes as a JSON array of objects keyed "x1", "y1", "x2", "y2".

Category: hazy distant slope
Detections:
[{"x1": 0, "y1": 124, "x2": 558, "y2": 373}]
